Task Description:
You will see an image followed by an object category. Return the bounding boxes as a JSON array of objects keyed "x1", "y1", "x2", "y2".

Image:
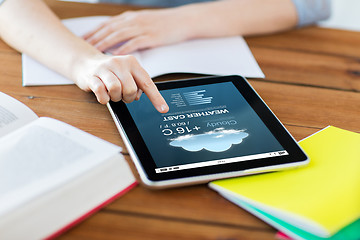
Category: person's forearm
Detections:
[
  {"x1": 175, "y1": 0, "x2": 298, "y2": 39},
  {"x1": 0, "y1": 0, "x2": 169, "y2": 112},
  {"x1": 0, "y1": 0, "x2": 101, "y2": 81}
]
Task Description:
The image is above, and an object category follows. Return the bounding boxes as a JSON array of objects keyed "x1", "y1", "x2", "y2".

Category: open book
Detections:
[
  {"x1": 210, "y1": 126, "x2": 360, "y2": 240},
  {"x1": 0, "y1": 92, "x2": 137, "y2": 239},
  {"x1": 22, "y1": 16, "x2": 264, "y2": 86}
]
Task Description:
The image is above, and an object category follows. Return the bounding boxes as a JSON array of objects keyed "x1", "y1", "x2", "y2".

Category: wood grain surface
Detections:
[{"x1": 1, "y1": 1, "x2": 359, "y2": 239}]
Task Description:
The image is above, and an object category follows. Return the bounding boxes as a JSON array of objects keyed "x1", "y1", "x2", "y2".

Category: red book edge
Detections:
[
  {"x1": 45, "y1": 181, "x2": 138, "y2": 240},
  {"x1": 275, "y1": 231, "x2": 293, "y2": 240}
]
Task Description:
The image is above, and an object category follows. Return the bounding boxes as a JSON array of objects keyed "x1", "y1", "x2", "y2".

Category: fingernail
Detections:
[{"x1": 159, "y1": 104, "x2": 168, "y2": 113}]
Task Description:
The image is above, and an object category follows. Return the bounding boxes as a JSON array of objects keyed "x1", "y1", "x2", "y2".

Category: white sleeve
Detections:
[{"x1": 291, "y1": 0, "x2": 331, "y2": 27}]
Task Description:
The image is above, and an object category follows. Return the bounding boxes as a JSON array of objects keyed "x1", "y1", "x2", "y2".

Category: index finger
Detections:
[
  {"x1": 83, "y1": 21, "x2": 109, "y2": 40},
  {"x1": 133, "y1": 69, "x2": 169, "y2": 113}
]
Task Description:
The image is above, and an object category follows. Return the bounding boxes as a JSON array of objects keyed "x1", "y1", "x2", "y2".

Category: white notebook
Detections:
[{"x1": 22, "y1": 16, "x2": 264, "y2": 86}]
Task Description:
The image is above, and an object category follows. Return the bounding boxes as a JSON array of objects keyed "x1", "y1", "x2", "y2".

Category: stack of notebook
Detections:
[{"x1": 210, "y1": 126, "x2": 360, "y2": 240}]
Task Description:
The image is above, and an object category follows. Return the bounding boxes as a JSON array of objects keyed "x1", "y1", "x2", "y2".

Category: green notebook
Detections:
[{"x1": 210, "y1": 126, "x2": 360, "y2": 239}]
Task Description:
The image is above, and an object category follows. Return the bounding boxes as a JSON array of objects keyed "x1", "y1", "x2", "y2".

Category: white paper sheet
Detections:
[{"x1": 22, "y1": 16, "x2": 264, "y2": 86}]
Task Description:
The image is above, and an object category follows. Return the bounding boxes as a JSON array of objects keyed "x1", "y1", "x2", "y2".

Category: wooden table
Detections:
[{"x1": 1, "y1": 1, "x2": 359, "y2": 239}]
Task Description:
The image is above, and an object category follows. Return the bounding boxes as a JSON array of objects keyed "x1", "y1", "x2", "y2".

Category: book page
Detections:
[
  {"x1": 0, "y1": 92, "x2": 38, "y2": 137},
  {"x1": 22, "y1": 16, "x2": 264, "y2": 86},
  {"x1": 0, "y1": 117, "x2": 122, "y2": 216}
]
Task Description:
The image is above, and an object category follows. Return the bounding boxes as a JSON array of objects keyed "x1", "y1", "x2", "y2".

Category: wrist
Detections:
[
  {"x1": 172, "y1": 4, "x2": 211, "y2": 40},
  {"x1": 69, "y1": 46, "x2": 104, "y2": 87},
  {"x1": 175, "y1": 1, "x2": 237, "y2": 39}
]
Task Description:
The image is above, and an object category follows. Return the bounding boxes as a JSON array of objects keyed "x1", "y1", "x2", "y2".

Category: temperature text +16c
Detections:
[{"x1": 162, "y1": 126, "x2": 201, "y2": 136}]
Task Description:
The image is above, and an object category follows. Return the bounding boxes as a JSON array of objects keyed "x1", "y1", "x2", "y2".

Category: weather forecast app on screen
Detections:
[{"x1": 126, "y1": 81, "x2": 288, "y2": 173}]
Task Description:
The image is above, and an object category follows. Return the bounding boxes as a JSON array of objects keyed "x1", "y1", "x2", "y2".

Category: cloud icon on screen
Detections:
[{"x1": 169, "y1": 128, "x2": 249, "y2": 152}]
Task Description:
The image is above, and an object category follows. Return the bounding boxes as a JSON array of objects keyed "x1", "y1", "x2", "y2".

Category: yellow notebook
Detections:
[{"x1": 210, "y1": 126, "x2": 360, "y2": 238}]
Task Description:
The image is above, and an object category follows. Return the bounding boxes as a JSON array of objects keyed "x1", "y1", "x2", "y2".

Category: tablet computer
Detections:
[{"x1": 108, "y1": 75, "x2": 309, "y2": 188}]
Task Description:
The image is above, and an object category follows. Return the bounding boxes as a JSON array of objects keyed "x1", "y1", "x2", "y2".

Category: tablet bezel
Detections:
[{"x1": 108, "y1": 75, "x2": 308, "y2": 187}]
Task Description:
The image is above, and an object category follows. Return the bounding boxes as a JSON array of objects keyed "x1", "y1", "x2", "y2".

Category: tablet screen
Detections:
[
  {"x1": 126, "y1": 81, "x2": 287, "y2": 174},
  {"x1": 109, "y1": 75, "x2": 308, "y2": 184}
]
